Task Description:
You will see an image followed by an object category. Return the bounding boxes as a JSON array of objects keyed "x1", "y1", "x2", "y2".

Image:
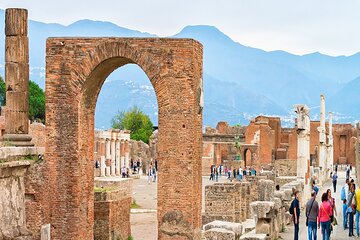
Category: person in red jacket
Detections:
[{"x1": 318, "y1": 192, "x2": 333, "y2": 240}]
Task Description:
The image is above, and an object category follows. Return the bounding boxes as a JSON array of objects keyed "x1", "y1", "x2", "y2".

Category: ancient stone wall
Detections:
[
  {"x1": 24, "y1": 160, "x2": 46, "y2": 239},
  {"x1": 273, "y1": 159, "x2": 297, "y2": 176},
  {"x1": 204, "y1": 182, "x2": 251, "y2": 225},
  {"x1": 0, "y1": 161, "x2": 32, "y2": 239}
]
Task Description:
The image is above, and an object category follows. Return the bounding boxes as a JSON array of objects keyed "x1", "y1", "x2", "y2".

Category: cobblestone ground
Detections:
[
  {"x1": 130, "y1": 175, "x2": 228, "y2": 240},
  {"x1": 280, "y1": 170, "x2": 356, "y2": 240}
]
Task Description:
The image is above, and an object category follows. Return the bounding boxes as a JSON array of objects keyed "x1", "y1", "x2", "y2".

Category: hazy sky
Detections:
[{"x1": 1, "y1": 0, "x2": 359, "y2": 56}]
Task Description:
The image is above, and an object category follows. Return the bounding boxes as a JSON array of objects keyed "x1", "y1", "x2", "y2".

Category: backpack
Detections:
[
  {"x1": 341, "y1": 186, "x2": 346, "y2": 201},
  {"x1": 289, "y1": 200, "x2": 295, "y2": 215}
]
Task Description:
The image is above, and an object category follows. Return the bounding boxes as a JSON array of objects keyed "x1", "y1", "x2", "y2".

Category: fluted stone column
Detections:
[
  {"x1": 124, "y1": 141, "x2": 130, "y2": 169},
  {"x1": 317, "y1": 95, "x2": 327, "y2": 182},
  {"x1": 115, "y1": 139, "x2": 120, "y2": 176},
  {"x1": 110, "y1": 136, "x2": 116, "y2": 176},
  {"x1": 105, "y1": 138, "x2": 111, "y2": 176},
  {"x1": 3, "y1": 8, "x2": 33, "y2": 146},
  {"x1": 120, "y1": 140, "x2": 125, "y2": 167}
]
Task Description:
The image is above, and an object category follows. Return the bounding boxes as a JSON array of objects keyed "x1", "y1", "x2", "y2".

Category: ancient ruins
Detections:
[{"x1": 1, "y1": 7, "x2": 360, "y2": 240}]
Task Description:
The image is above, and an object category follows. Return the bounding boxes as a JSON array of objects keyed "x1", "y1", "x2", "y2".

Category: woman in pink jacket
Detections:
[{"x1": 318, "y1": 192, "x2": 333, "y2": 240}]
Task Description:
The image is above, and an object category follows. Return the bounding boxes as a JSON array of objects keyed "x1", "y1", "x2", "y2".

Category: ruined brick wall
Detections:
[
  {"x1": 29, "y1": 122, "x2": 45, "y2": 147},
  {"x1": 94, "y1": 191, "x2": 131, "y2": 240},
  {"x1": 333, "y1": 124, "x2": 357, "y2": 166},
  {"x1": 25, "y1": 160, "x2": 46, "y2": 239},
  {"x1": 274, "y1": 159, "x2": 297, "y2": 176},
  {"x1": 46, "y1": 38, "x2": 203, "y2": 240}
]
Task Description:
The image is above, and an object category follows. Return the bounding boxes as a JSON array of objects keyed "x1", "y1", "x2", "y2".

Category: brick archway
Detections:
[{"x1": 45, "y1": 38, "x2": 203, "y2": 239}]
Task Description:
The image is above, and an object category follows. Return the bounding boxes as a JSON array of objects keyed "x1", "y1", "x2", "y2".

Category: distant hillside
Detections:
[{"x1": 0, "y1": 9, "x2": 359, "y2": 127}]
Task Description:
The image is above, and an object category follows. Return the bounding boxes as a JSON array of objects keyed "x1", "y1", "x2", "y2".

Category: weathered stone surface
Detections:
[
  {"x1": 45, "y1": 38, "x2": 203, "y2": 240},
  {"x1": 258, "y1": 180, "x2": 274, "y2": 201},
  {"x1": 204, "y1": 221, "x2": 242, "y2": 239},
  {"x1": 0, "y1": 161, "x2": 32, "y2": 239},
  {"x1": 0, "y1": 147, "x2": 44, "y2": 160},
  {"x1": 204, "y1": 228, "x2": 236, "y2": 240},
  {"x1": 239, "y1": 232, "x2": 267, "y2": 240},
  {"x1": 205, "y1": 182, "x2": 251, "y2": 224}
]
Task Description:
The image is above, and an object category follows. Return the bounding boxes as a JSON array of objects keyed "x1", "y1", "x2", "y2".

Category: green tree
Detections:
[
  {"x1": 29, "y1": 81, "x2": 45, "y2": 123},
  {"x1": 111, "y1": 106, "x2": 153, "y2": 144},
  {"x1": 0, "y1": 76, "x2": 45, "y2": 122},
  {"x1": 0, "y1": 76, "x2": 5, "y2": 107}
]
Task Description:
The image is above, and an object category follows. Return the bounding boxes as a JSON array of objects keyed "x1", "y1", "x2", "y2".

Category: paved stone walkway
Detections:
[{"x1": 280, "y1": 170, "x2": 356, "y2": 240}]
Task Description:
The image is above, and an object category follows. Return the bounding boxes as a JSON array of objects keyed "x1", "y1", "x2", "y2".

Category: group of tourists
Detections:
[
  {"x1": 291, "y1": 167, "x2": 358, "y2": 240},
  {"x1": 146, "y1": 159, "x2": 158, "y2": 184},
  {"x1": 209, "y1": 165, "x2": 257, "y2": 182}
]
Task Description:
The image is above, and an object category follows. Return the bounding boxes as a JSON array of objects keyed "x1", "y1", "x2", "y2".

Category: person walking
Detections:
[
  {"x1": 318, "y1": 192, "x2": 332, "y2": 240},
  {"x1": 332, "y1": 171, "x2": 338, "y2": 193},
  {"x1": 239, "y1": 166, "x2": 243, "y2": 181},
  {"x1": 306, "y1": 191, "x2": 319, "y2": 240},
  {"x1": 347, "y1": 183, "x2": 356, "y2": 237},
  {"x1": 341, "y1": 178, "x2": 350, "y2": 229},
  {"x1": 215, "y1": 167, "x2": 219, "y2": 182},
  {"x1": 291, "y1": 191, "x2": 301, "y2": 240},
  {"x1": 355, "y1": 184, "x2": 360, "y2": 237}
]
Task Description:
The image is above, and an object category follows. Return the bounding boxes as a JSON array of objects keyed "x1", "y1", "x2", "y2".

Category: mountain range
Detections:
[{"x1": 0, "y1": 9, "x2": 359, "y2": 128}]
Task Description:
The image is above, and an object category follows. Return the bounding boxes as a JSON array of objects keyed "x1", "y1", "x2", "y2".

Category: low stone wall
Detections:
[
  {"x1": 204, "y1": 182, "x2": 251, "y2": 225},
  {"x1": 273, "y1": 159, "x2": 296, "y2": 176},
  {"x1": 275, "y1": 176, "x2": 297, "y2": 188},
  {"x1": 94, "y1": 178, "x2": 132, "y2": 240}
]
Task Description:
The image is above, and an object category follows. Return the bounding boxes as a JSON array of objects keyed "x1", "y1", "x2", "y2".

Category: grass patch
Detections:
[
  {"x1": 131, "y1": 200, "x2": 141, "y2": 209},
  {"x1": 94, "y1": 186, "x2": 118, "y2": 193}
]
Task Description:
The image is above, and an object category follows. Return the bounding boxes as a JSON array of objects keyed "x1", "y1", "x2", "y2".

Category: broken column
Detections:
[
  {"x1": 327, "y1": 112, "x2": 334, "y2": 172},
  {"x1": 294, "y1": 105, "x2": 311, "y2": 204},
  {"x1": 317, "y1": 95, "x2": 328, "y2": 183},
  {"x1": 3, "y1": 8, "x2": 33, "y2": 146}
]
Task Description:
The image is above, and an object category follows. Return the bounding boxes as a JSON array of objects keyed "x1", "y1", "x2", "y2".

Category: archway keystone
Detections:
[{"x1": 45, "y1": 38, "x2": 203, "y2": 239}]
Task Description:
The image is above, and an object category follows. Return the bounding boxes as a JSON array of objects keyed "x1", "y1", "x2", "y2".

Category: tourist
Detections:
[
  {"x1": 306, "y1": 191, "x2": 319, "y2": 240},
  {"x1": 355, "y1": 184, "x2": 360, "y2": 236},
  {"x1": 341, "y1": 178, "x2": 350, "y2": 229},
  {"x1": 239, "y1": 166, "x2": 243, "y2": 181},
  {"x1": 313, "y1": 180, "x2": 319, "y2": 196},
  {"x1": 318, "y1": 192, "x2": 332, "y2": 240},
  {"x1": 122, "y1": 166, "x2": 127, "y2": 178},
  {"x1": 326, "y1": 189, "x2": 337, "y2": 218},
  {"x1": 291, "y1": 190, "x2": 300, "y2": 240},
  {"x1": 346, "y1": 165, "x2": 350, "y2": 179},
  {"x1": 251, "y1": 167, "x2": 256, "y2": 176},
  {"x1": 152, "y1": 166, "x2": 157, "y2": 182},
  {"x1": 347, "y1": 183, "x2": 356, "y2": 237},
  {"x1": 147, "y1": 165, "x2": 152, "y2": 184},
  {"x1": 335, "y1": 163, "x2": 338, "y2": 173},
  {"x1": 215, "y1": 167, "x2": 219, "y2": 182},
  {"x1": 209, "y1": 166, "x2": 214, "y2": 181},
  {"x1": 136, "y1": 159, "x2": 141, "y2": 173},
  {"x1": 227, "y1": 167, "x2": 231, "y2": 180},
  {"x1": 332, "y1": 171, "x2": 338, "y2": 193},
  {"x1": 219, "y1": 165, "x2": 222, "y2": 177},
  {"x1": 233, "y1": 168, "x2": 236, "y2": 180}
]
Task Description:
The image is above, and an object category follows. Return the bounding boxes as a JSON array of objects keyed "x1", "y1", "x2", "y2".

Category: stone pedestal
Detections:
[
  {"x1": 250, "y1": 201, "x2": 280, "y2": 240},
  {"x1": 0, "y1": 161, "x2": 32, "y2": 239}
]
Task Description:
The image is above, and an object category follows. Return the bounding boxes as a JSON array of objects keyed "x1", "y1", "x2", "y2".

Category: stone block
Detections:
[
  {"x1": 258, "y1": 180, "x2": 274, "y2": 201},
  {"x1": 250, "y1": 201, "x2": 275, "y2": 219},
  {"x1": 204, "y1": 221, "x2": 242, "y2": 239},
  {"x1": 239, "y1": 232, "x2": 267, "y2": 240},
  {"x1": 204, "y1": 228, "x2": 236, "y2": 240}
]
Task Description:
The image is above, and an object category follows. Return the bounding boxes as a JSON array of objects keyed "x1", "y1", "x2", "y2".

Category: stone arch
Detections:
[
  {"x1": 244, "y1": 148, "x2": 252, "y2": 167},
  {"x1": 45, "y1": 38, "x2": 203, "y2": 240}
]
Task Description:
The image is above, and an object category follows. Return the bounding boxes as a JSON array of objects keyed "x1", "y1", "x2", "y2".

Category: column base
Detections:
[{"x1": 2, "y1": 134, "x2": 34, "y2": 147}]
